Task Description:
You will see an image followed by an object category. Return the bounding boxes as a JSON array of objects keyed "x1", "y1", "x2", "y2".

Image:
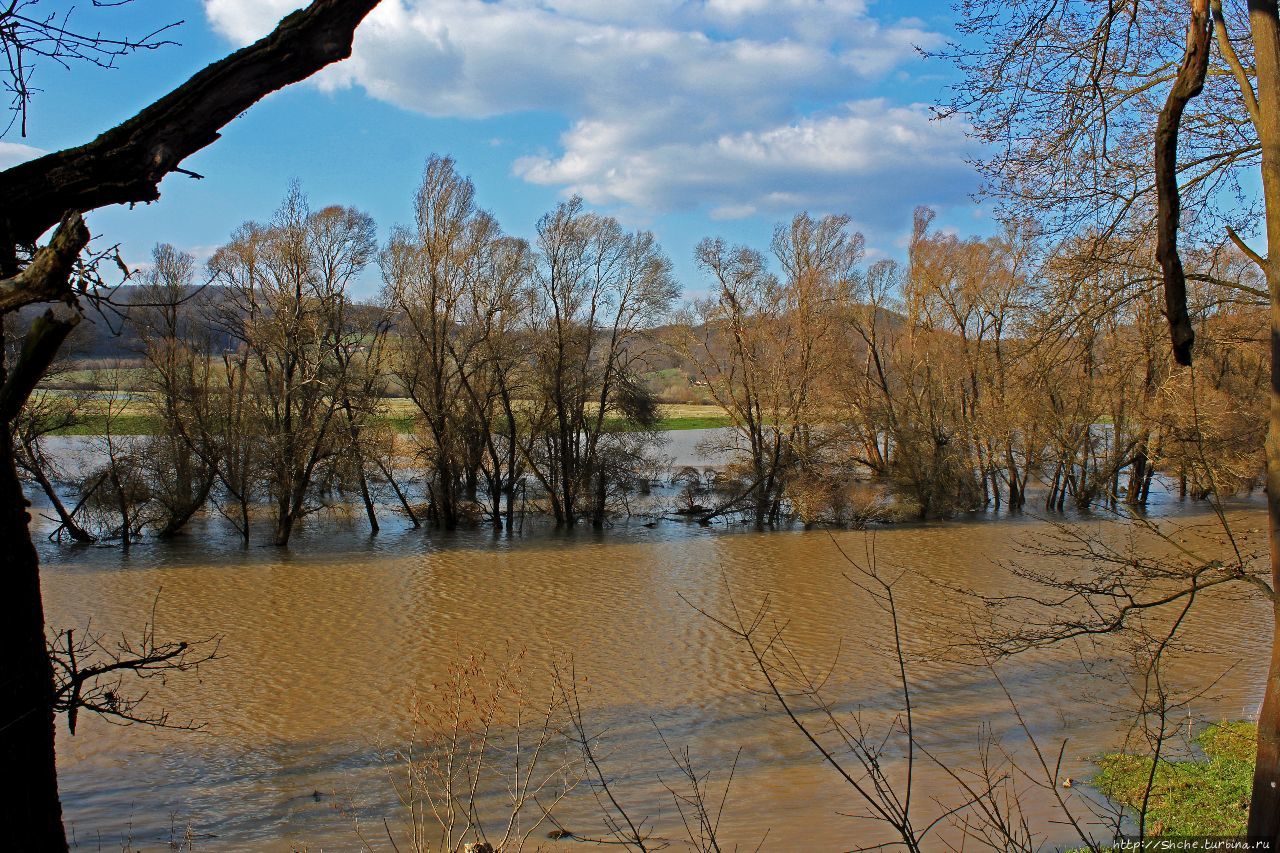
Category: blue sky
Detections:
[{"x1": 4, "y1": 0, "x2": 987, "y2": 300}]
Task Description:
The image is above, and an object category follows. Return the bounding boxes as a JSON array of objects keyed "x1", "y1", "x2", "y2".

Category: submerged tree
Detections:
[
  {"x1": 208, "y1": 186, "x2": 378, "y2": 546},
  {"x1": 132, "y1": 244, "x2": 221, "y2": 539},
  {"x1": 680, "y1": 214, "x2": 863, "y2": 527},
  {"x1": 525, "y1": 197, "x2": 677, "y2": 527},
  {"x1": 384, "y1": 156, "x2": 505, "y2": 530}
]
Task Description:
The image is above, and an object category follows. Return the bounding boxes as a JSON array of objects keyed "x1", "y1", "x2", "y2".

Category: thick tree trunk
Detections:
[
  {"x1": 1126, "y1": 443, "x2": 1150, "y2": 507},
  {"x1": 1249, "y1": 2, "x2": 1280, "y2": 841},
  {"x1": 1252, "y1": 262, "x2": 1280, "y2": 841},
  {"x1": 273, "y1": 513, "x2": 294, "y2": 547},
  {"x1": 156, "y1": 472, "x2": 216, "y2": 539},
  {"x1": 591, "y1": 468, "x2": 607, "y2": 529},
  {"x1": 1153, "y1": 0, "x2": 1209, "y2": 366},
  {"x1": 274, "y1": 469, "x2": 310, "y2": 546},
  {"x1": 0, "y1": 423, "x2": 66, "y2": 850}
]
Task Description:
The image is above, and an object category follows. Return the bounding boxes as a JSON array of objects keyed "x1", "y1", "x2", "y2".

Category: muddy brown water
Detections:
[{"x1": 36, "y1": 445, "x2": 1270, "y2": 850}]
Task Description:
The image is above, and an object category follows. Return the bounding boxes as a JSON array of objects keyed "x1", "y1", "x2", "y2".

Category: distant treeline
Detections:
[{"x1": 8, "y1": 157, "x2": 1265, "y2": 546}]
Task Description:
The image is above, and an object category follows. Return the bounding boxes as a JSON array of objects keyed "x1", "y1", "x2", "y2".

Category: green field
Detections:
[{"x1": 44, "y1": 402, "x2": 733, "y2": 436}]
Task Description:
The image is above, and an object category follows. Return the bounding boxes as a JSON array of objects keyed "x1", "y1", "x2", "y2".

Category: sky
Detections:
[{"x1": 3, "y1": 0, "x2": 987, "y2": 300}]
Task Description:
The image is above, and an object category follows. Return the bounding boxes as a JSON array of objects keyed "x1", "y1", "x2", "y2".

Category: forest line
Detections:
[{"x1": 10, "y1": 154, "x2": 1267, "y2": 546}]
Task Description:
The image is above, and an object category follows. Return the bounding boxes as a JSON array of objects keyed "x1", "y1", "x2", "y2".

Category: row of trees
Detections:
[
  {"x1": 680, "y1": 208, "x2": 1265, "y2": 526},
  {"x1": 15, "y1": 166, "x2": 1266, "y2": 543},
  {"x1": 15, "y1": 158, "x2": 679, "y2": 546}
]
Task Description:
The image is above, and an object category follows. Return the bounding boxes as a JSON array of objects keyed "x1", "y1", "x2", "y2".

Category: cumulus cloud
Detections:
[
  {"x1": 516, "y1": 100, "x2": 974, "y2": 216},
  {"x1": 203, "y1": 1, "x2": 972, "y2": 226},
  {"x1": 0, "y1": 141, "x2": 44, "y2": 170}
]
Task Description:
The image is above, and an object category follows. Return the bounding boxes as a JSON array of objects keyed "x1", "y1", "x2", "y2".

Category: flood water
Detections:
[{"x1": 36, "y1": 433, "x2": 1271, "y2": 851}]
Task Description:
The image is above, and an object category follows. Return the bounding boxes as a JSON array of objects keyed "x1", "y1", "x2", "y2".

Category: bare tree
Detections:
[
  {"x1": 131, "y1": 244, "x2": 220, "y2": 538},
  {"x1": 384, "y1": 156, "x2": 502, "y2": 530},
  {"x1": 524, "y1": 197, "x2": 677, "y2": 527},
  {"x1": 679, "y1": 214, "x2": 861, "y2": 527},
  {"x1": 208, "y1": 186, "x2": 377, "y2": 545}
]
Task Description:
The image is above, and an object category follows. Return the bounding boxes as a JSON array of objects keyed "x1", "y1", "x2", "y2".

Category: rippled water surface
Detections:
[{"x1": 38, "y1": 465, "x2": 1269, "y2": 850}]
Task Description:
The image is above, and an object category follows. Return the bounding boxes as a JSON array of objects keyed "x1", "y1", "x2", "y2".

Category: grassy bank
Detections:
[
  {"x1": 1089, "y1": 721, "x2": 1254, "y2": 837},
  {"x1": 46, "y1": 404, "x2": 734, "y2": 436},
  {"x1": 54, "y1": 414, "x2": 161, "y2": 436},
  {"x1": 606, "y1": 414, "x2": 733, "y2": 432}
]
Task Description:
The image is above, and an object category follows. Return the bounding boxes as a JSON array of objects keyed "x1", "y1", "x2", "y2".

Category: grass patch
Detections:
[
  {"x1": 643, "y1": 367, "x2": 686, "y2": 381},
  {"x1": 655, "y1": 415, "x2": 733, "y2": 431},
  {"x1": 51, "y1": 414, "x2": 159, "y2": 436},
  {"x1": 386, "y1": 415, "x2": 417, "y2": 434},
  {"x1": 49, "y1": 412, "x2": 734, "y2": 437},
  {"x1": 601, "y1": 414, "x2": 734, "y2": 433},
  {"x1": 1089, "y1": 721, "x2": 1255, "y2": 837}
]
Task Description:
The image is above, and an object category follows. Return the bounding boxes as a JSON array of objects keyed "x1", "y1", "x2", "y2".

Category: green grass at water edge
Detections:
[{"x1": 1086, "y1": 721, "x2": 1255, "y2": 839}]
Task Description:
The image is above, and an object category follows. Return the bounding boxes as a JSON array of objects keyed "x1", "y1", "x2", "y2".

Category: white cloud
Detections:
[
  {"x1": 515, "y1": 100, "x2": 975, "y2": 218},
  {"x1": 204, "y1": 0, "x2": 303, "y2": 43},
  {"x1": 0, "y1": 141, "x2": 45, "y2": 170},
  {"x1": 203, "y1": 1, "x2": 971, "y2": 227}
]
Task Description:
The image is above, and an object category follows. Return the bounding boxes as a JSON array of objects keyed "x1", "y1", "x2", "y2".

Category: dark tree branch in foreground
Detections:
[
  {"x1": 0, "y1": 0, "x2": 381, "y2": 263},
  {"x1": 952, "y1": 514, "x2": 1268, "y2": 658},
  {"x1": 0, "y1": 308, "x2": 78, "y2": 423},
  {"x1": 1154, "y1": 0, "x2": 1212, "y2": 365},
  {"x1": 0, "y1": 211, "x2": 87, "y2": 310},
  {"x1": 48, "y1": 600, "x2": 221, "y2": 735}
]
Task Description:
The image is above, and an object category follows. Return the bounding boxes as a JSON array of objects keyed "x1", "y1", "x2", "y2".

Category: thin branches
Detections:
[{"x1": 46, "y1": 593, "x2": 220, "y2": 735}]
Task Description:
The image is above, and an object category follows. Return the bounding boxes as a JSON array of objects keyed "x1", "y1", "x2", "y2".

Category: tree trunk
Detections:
[
  {"x1": 19, "y1": 442, "x2": 94, "y2": 543},
  {"x1": 376, "y1": 458, "x2": 419, "y2": 529},
  {"x1": 592, "y1": 468, "x2": 607, "y2": 529},
  {"x1": 274, "y1": 477, "x2": 302, "y2": 546},
  {"x1": 1248, "y1": 2, "x2": 1280, "y2": 840},
  {"x1": 237, "y1": 489, "x2": 251, "y2": 547},
  {"x1": 1253, "y1": 274, "x2": 1280, "y2": 839},
  {"x1": 357, "y1": 464, "x2": 379, "y2": 534},
  {"x1": 110, "y1": 462, "x2": 131, "y2": 554},
  {"x1": 434, "y1": 450, "x2": 458, "y2": 530},
  {"x1": 343, "y1": 403, "x2": 378, "y2": 534},
  {"x1": 0, "y1": 422, "x2": 67, "y2": 850},
  {"x1": 273, "y1": 512, "x2": 294, "y2": 547},
  {"x1": 156, "y1": 471, "x2": 216, "y2": 539},
  {"x1": 1126, "y1": 443, "x2": 1149, "y2": 507}
]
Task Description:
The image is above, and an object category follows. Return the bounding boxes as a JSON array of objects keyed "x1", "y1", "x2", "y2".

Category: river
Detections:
[{"x1": 35, "y1": 431, "x2": 1270, "y2": 850}]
